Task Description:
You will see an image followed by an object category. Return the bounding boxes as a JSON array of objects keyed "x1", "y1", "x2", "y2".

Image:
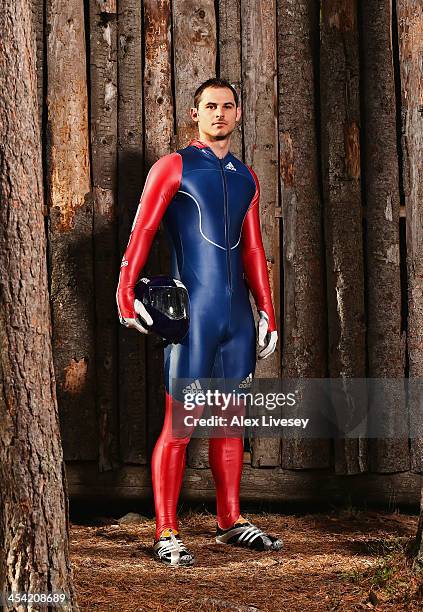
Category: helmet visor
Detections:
[{"x1": 148, "y1": 286, "x2": 189, "y2": 320}]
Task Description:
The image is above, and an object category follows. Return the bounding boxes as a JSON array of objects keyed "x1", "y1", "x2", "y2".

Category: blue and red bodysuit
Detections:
[{"x1": 117, "y1": 139, "x2": 276, "y2": 539}]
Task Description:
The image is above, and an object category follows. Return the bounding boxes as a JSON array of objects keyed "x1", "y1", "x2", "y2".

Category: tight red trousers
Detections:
[{"x1": 151, "y1": 392, "x2": 244, "y2": 541}]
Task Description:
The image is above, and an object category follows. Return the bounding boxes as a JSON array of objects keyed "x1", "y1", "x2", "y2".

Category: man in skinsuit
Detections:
[{"x1": 117, "y1": 78, "x2": 282, "y2": 566}]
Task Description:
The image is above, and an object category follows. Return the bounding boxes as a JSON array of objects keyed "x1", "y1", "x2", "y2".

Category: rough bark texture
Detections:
[
  {"x1": 171, "y1": 0, "x2": 217, "y2": 467},
  {"x1": 31, "y1": 0, "x2": 44, "y2": 136},
  {"x1": 143, "y1": 0, "x2": 174, "y2": 461},
  {"x1": 117, "y1": 0, "x2": 147, "y2": 464},
  {"x1": 46, "y1": 0, "x2": 97, "y2": 461},
  {"x1": 89, "y1": 0, "x2": 119, "y2": 471},
  {"x1": 218, "y1": 0, "x2": 243, "y2": 158},
  {"x1": 396, "y1": 0, "x2": 423, "y2": 566},
  {"x1": 397, "y1": 0, "x2": 423, "y2": 473},
  {"x1": 277, "y1": 0, "x2": 330, "y2": 469},
  {"x1": 172, "y1": 0, "x2": 217, "y2": 149},
  {"x1": 360, "y1": 0, "x2": 409, "y2": 472},
  {"x1": 320, "y1": 0, "x2": 368, "y2": 474},
  {"x1": 0, "y1": 1, "x2": 79, "y2": 607},
  {"x1": 241, "y1": 0, "x2": 281, "y2": 467},
  {"x1": 412, "y1": 477, "x2": 423, "y2": 569}
]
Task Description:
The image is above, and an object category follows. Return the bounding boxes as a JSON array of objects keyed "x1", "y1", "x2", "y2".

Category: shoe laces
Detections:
[{"x1": 169, "y1": 530, "x2": 184, "y2": 552}]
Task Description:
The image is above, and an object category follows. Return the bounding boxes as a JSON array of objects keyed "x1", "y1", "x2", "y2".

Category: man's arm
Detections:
[
  {"x1": 241, "y1": 166, "x2": 277, "y2": 334},
  {"x1": 116, "y1": 152, "x2": 182, "y2": 324}
]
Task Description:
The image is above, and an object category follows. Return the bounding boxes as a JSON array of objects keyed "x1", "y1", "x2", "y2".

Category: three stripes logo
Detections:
[
  {"x1": 225, "y1": 162, "x2": 236, "y2": 171},
  {"x1": 182, "y1": 379, "x2": 203, "y2": 395}
]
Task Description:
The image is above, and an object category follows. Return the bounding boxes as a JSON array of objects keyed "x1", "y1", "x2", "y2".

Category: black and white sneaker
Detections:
[
  {"x1": 153, "y1": 528, "x2": 195, "y2": 566},
  {"x1": 215, "y1": 517, "x2": 283, "y2": 551}
]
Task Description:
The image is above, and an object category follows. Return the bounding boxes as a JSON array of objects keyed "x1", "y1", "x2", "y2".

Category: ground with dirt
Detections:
[{"x1": 70, "y1": 509, "x2": 422, "y2": 611}]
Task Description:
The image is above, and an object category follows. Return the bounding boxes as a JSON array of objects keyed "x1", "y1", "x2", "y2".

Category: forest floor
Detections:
[{"x1": 70, "y1": 508, "x2": 422, "y2": 612}]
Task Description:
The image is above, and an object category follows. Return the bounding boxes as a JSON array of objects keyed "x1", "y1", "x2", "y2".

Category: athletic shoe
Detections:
[
  {"x1": 215, "y1": 517, "x2": 283, "y2": 551},
  {"x1": 153, "y1": 528, "x2": 195, "y2": 566}
]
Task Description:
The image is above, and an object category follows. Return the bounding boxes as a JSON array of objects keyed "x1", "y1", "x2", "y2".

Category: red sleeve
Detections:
[
  {"x1": 116, "y1": 152, "x2": 182, "y2": 321},
  {"x1": 241, "y1": 166, "x2": 277, "y2": 332}
]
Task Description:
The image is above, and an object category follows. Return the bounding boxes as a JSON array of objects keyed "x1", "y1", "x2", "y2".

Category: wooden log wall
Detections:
[{"x1": 29, "y1": 1, "x2": 423, "y2": 500}]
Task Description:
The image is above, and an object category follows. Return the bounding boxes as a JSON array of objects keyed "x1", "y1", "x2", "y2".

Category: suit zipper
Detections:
[{"x1": 219, "y1": 159, "x2": 232, "y2": 291}]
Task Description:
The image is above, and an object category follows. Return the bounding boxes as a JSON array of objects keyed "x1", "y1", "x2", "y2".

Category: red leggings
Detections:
[{"x1": 151, "y1": 391, "x2": 244, "y2": 540}]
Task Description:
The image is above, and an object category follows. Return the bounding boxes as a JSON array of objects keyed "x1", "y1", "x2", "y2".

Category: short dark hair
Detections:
[{"x1": 193, "y1": 78, "x2": 239, "y2": 109}]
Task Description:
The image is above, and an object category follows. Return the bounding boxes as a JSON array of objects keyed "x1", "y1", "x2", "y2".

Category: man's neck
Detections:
[{"x1": 196, "y1": 134, "x2": 231, "y2": 159}]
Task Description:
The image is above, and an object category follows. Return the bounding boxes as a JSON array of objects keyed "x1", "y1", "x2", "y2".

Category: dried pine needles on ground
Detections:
[{"x1": 70, "y1": 510, "x2": 422, "y2": 611}]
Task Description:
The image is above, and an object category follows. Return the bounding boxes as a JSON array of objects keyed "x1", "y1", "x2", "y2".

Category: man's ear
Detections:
[
  {"x1": 235, "y1": 105, "x2": 242, "y2": 123},
  {"x1": 190, "y1": 107, "x2": 199, "y2": 123}
]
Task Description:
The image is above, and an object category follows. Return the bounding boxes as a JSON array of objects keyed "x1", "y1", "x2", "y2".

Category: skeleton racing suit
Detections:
[{"x1": 117, "y1": 139, "x2": 276, "y2": 540}]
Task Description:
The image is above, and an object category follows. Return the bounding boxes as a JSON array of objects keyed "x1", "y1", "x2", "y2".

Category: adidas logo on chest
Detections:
[{"x1": 224, "y1": 161, "x2": 236, "y2": 171}]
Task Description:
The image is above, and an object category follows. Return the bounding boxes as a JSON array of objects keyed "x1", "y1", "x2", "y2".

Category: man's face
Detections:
[{"x1": 190, "y1": 87, "x2": 241, "y2": 141}]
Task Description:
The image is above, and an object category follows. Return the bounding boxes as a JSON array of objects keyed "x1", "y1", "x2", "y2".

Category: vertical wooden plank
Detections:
[
  {"x1": 172, "y1": 0, "x2": 217, "y2": 149},
  {"x1": 143, "y1": 0, "x2": 174, "y2": 459},
  {"x1": 396, "y1": 0, "x2": 423, "y2": 472},
  {"x1": 144, "y1": 0, "x2": 174, "y2": 164},
  {"x1": 241, "y1": 0, "x2": 281, "y2": 467},
  {"x1": 46, "y1": 0, "x2": 97, "y2": 460},
  {"x1": 172, "y1": 0, "x2": 217, "y2": 467},
  {"x1": 89, "y1": 0, "x2": 119, "y2": 471},
  {"x1": 117, "y1": 0, "x2": 147, "y2": 464},
  {"x1": 360, "y1": 0, "x2": 409, "y2": 472},
  {"x1": 218, "y1": 0, "x2": 242, "y2": 158},
  {"x1": 277, "y1": 0, "x2": 330, "y2": 469},
  {"x1": 320, "y1": 0, "x2": 368, "y2": 474}
]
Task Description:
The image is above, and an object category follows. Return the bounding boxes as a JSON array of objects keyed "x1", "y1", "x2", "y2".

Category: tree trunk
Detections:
[
  {"x1": 412, "y1": 479, "x2": 423, "y2": 569},
  {"x1": 360, "y1": 0, "x2": 409, "y2": 472},
  {"x1": 277, "y1": 0, "x2": 330, "y2": 469},
  {"x1": 396, "y1": 0, "x2": 423, "y2": 569},
  {"x1": 320, "y1": 0, "x2": 368, "y2": 474},
  {"x1": 0, "y1": 1, "x2": 79, "y2": 608},
  {"x1": 89, "y1": 0, "x2": 119, "y2": 472},
  {"x1": 241, "y1": 0, "x2": 281, "y2": 467},
  {"x1": 396, "y1": 0, "x2": 423, "y2": 473},
  {"x1": 46, "y1": 0, "x2": 97, "y2": 461},
  {"x1": 31, "y1": 0, "x2": 44, "y2": 135}
]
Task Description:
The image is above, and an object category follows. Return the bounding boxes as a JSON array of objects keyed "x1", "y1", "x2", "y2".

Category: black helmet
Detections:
[{"x1": 134, "y1": 276, "x2": 190, "y2": 344}]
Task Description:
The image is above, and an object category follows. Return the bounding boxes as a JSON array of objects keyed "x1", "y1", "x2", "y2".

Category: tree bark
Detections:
[
  {"x1": 360, "y1": 0, "x2": 409, "y2": 472},
  {"x1": 0, "y1": 1, "x2": 78, "y2": 608},
  {"x1": 396, "y1": 0, "x2": 423, "y2": 568},
  {"x1": 89, "y1": 0, "x2": 120, "y2": 471},
  {"x1": 396, "y1": 0, "x2": 423, "y2": 473},
  {"x1": 46, "y1": 0, "x2": 97, "y2": 461},
  {"x1": 277, "y1": 0, "x2": 330, "y2": 469},
  {"x1": 320, "y1": 0, "x2": 368, "y2": 474}
]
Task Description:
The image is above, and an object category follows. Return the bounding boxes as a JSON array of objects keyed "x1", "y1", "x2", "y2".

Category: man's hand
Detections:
[
  {"x1": 121, "y1": 299, "x2": 153, "y2": 334},
  {"x1": 257, "y1": 310, "x2": 278, "y2": 360}
]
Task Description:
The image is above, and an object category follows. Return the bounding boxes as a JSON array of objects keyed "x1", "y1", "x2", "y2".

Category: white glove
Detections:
[
  {"x1": 257, "y1": 310, "x2": 278, "y2": 360},
  {"x1": 121, "y1": 299, "x2": 153, "y2": 335}
]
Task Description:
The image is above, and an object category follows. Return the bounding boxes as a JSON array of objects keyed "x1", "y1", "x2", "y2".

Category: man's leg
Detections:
[
  {"x1": 207, "y1": 340, "x2": 250, "y2": 530},
  {"x1": 152, "y1": 391, "x2": 188, "y2": 540},
  {"x1": 208, "y1": 435, "x2": 244, "y2": 529}
]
